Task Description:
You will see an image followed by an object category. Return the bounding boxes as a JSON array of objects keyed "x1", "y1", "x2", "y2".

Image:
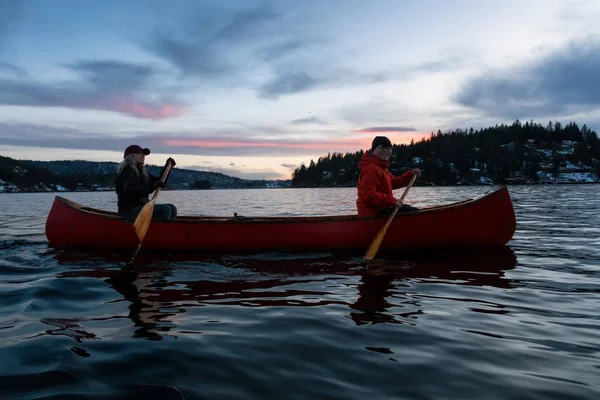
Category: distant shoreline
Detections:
[{"x1": 1, "y1": 181, "x2": 599, "y2": 194}]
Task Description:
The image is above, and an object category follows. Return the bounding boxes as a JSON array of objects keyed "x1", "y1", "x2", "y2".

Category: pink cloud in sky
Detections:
[
  {"x1": 111, "y1": 101, "x2": 185, "y2": 120},
  {"x1": 353, "y1": 127, "x2": 417, "y2": 133},
  {"x1": 165, "y1": 133, "x2": 429, "y2": 152},
  {"x1": 165, "y1": 138, "x2": 367, "y2": 151}
]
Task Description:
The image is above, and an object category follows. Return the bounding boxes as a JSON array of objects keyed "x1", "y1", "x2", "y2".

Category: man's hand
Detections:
[
  {"x1": 413, "y1": 168, "x2": 421, "y2": 178},
  {"x1": 154, "y1": 181, "x2": 166, "y2": 190},
  {"x1": 167, "y1": 157, "x2": 176, "y2": 167},
  {"x1": 395, "y1": 199, "x2": 404, "y2": 207}
]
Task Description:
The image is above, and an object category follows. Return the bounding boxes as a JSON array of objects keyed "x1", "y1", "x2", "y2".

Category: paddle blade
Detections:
[
  {"x1": 133, "y1": 198, "x2": 156, "y2": 242},
  {"x1": 363, "y1": 206, "x2": 399, "y2": 261},
  {"x1": 363, "y1": 227, "x2": 388, "y2": 260},
  {"x1": 363, "y1": 173, "x2": 417, "y2": 261}
]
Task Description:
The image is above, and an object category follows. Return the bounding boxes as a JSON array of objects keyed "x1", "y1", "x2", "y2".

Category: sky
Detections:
[{"x1": 1, "y1": 0, "x2": 600, "y2": 180}]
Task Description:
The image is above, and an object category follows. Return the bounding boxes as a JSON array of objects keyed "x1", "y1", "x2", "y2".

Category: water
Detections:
[{"x1": 1, "y1": 185, "x2": 599, "y2": 399}]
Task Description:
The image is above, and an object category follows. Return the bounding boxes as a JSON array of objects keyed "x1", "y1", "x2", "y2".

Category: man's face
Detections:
[{"x1": 373, "y1": 145, "x2": 392, "y2": 161}]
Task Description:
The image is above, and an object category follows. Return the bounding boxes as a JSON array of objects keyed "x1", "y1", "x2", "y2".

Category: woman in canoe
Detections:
[
  {"x1": 115, "y1": 144, "x2": 178, "y2": 219},
  {"x1": 356, "y1": 136, "x2": 421, "y2": 217}
]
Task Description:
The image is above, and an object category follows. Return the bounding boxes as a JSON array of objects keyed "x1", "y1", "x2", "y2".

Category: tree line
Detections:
[{"x1": 291, "y1": 120, "x2": 600, "y2": 187}]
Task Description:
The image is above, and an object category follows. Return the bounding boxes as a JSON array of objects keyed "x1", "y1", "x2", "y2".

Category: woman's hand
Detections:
[{"x1": 413, "y1": 168, "x2": 421, "y2": 178}]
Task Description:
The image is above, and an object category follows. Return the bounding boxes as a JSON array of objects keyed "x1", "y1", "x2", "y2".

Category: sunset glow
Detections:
[
  {"x1": 165, "y1": 132, "x2": 430, "y2": 151},
  {"x1": 165, "y1": 138, "x2": 367, "y2": 150},
  {"x1": 112, "y1": 102, "x2": 185, "y2": 120}
]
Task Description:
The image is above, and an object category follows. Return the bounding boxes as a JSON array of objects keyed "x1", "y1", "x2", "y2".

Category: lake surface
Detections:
[{"x1": 1, "y1": 185, "x2": 599, "y2": 399}]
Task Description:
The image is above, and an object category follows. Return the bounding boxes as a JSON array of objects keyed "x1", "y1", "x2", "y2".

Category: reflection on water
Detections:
[{"x1": 54, "y1": 246, "x2": 516, "y2": 341}]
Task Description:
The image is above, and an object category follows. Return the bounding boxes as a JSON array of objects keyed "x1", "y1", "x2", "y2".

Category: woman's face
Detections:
[
  {"x1": 373, "y1": 145, "x2": 392, "y2": 161},
  {"x1": 133, "y1": 153, "x2": 145, "y2": 165}
]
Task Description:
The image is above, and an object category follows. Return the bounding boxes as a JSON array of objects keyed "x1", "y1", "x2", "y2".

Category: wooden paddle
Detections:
[
  {"x1": 133, "y1": 159, "x2": 174, "y2": 244},
  {"x1": 363, "y1": 173, "x2": 418, "y2": 261}
]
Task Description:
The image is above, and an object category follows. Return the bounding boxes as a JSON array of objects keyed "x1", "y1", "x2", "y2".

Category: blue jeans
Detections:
[{"x1": 121, "y1": 203, "x2": 178, "y2": 220}]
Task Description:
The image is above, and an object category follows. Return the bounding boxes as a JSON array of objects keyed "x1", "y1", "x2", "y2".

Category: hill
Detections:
[
  {"x1": 291, "y1": 120, "x2": 600, "y2": 187},
  {"x1": 0, "y1": 156, "x2": 291, "y2": 193}
]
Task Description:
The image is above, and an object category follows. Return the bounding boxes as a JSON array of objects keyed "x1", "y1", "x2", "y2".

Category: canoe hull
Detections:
[{"x1": 45, "y1": 187, "x2": 516, "y2": 251}]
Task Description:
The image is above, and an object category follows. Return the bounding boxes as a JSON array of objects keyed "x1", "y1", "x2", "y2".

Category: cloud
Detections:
[
  {"x1": 152, "y1": 33, "x2": 234, "y2": 79},
  {"x1": 0, "y1": 60, "x2": 185, "y2": 119},
  {"x1": 0, "y1": 62, "x2": 26, "y2": 78},
  {"x1": 0, "y1": 122, "x2": 370, "y2": 157},
  {"x1": 111, "y1": 102, "x2": 183, "y2": 119},
  {"x1": 354, "y1": 126, "x2": 417, "y2": 133},
  {"x1": 454, "y1": 37, "x2": 600, "y2": 119},
  {"x1": 145, "y1": 3, "x2": 471, "y2": 100},
  {"x1": 68, "y1": 61, "x2": 155, "y2": 91},
  {"x1": 259, "y1": 65, "x2": 378, "y2": 99},
  {"x1": 149, "y1": 3, "x2": 287, "y2": 80},
  {"x1": 213, "y1": 4, "x2": 280, "y2": 42},
  {"x1": 259, "y1": 39, "x2": 311, "y2": 62},
  {"x1": 147, "y1": 4, "x2": 408, "y2": 98},
  {"x1": 258, "y1": 71, "x2": 324, "y2": 99},
  {"x1": 413, "y1": 54, "x2": 470, "y2": 75},
  {"x1": 291, "y1": 116, "x2": 328, "y2": 125},
  {"x1": 339, "y1": 98, "x2": 417, "y2": 126},
  {"x1": 556, "y1": 0, "x2": 600, "y2": 28},
  {"x1": 280, "y1": 163, "x2": 297, "y2": 169},
  {"x1": 258, "y1": 52, "x2": 471, "y2": 99},
  {"x1": 164, "y1": 137, "x2": 367, "y2": 154}
]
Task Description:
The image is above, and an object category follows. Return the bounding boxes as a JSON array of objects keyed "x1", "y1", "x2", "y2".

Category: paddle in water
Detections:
[
  {"x1": 363, "y1": 173, "x2": 417, "y2": 261},
  {"x1": 130, "y1": 159, "x2": 174, "y2": 262}
]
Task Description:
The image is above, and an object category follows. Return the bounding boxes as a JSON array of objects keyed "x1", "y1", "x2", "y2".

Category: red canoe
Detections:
[{"x1": 45, "y1": 186, "x2": 516, "y2": 251}]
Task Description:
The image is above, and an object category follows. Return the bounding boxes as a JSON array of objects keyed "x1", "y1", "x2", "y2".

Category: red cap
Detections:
[{"x1": 124, "y1": 145, "x2": 151, "y2": 158}]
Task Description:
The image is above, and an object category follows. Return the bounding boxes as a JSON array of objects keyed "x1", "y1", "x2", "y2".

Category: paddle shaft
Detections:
[
  {"x1": 363, "y1": 173, "x2": 418, "y2": 261},
  {"x1": 132, "y1": 160, "x2": 174, "y2": 244},
  {"x1": 152, "y1": 161, "x2": 174, "y2": 200}
]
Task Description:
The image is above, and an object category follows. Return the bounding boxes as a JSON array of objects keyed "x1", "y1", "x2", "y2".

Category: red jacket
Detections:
[{"x1": 356, "y1": 152, "x2": 415, "y2": 217}]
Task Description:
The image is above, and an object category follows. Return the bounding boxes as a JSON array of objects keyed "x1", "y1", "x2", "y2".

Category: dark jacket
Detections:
[
  {"x1": 115, "y1": 166, "x2": 160, "y2": 215},
  {"x1": 356, "y1": 151, "x2": 415, "y2": 217}
]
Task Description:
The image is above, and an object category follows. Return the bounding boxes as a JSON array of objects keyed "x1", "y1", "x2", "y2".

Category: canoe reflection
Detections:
[{"x1": 55, "y1": 246, "x2": 517, "y2": 340}]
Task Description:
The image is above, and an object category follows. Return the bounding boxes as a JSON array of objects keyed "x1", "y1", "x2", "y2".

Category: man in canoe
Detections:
[
  {"x1": 356, "y1": 136, "x2": 421, "y2": 217},
  {"x1": 115, "y1": 145, "x2": 178, "y2": 219}
]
